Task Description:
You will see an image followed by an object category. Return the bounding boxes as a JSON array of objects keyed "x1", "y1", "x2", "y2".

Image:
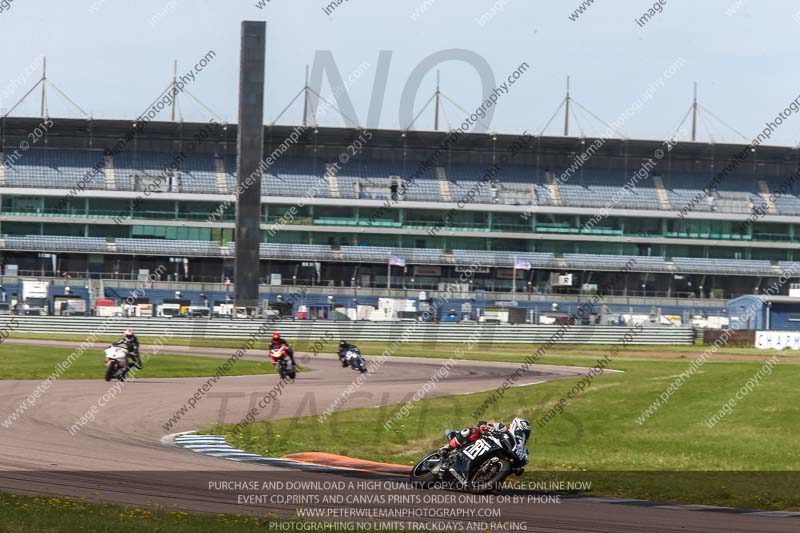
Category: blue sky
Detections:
[{"x1": 1, "y1": 0, "x2": 798, "y2": 146}]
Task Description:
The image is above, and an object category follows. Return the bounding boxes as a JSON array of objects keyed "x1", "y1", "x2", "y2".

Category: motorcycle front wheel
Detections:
[
  {"x1": 409, "y1": 450, "x2": 445, "y2": 488},
  {"x1": 104, "y1": 363, "x2": 115, "y2": 382},
  {"x1": 279, "y1": 365, "x2": 295, "y2": 382},
  {"x1": 467, "y1": 455, "x2": 512, "y2": 494}
]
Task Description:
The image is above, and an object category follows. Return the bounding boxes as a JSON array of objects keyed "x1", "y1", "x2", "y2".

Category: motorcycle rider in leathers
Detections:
[
  {"x1": 113, "y1": 328, "x2": 142, "y2": 369},
  {"x1": 446, "y1": 418, "x2": 532, "y2": 472},
  {"x1": 337, "y1": 339, "x2": 357, "y2": 368},
  {"x1": 269, "y1": 332, "x2": 296, "y2": 368}
]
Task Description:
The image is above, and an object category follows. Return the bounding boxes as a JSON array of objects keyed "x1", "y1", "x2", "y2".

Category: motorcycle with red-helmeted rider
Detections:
[{"x1": 269, "y1": 332, "x2": 296, "y2": 381}]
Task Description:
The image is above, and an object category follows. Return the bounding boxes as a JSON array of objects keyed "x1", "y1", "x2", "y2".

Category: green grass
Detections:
[
  {"x1": 208, "y1": 349, "x2": 800, "y2": 510},
  {"x1": 0, "y1": 492, "x2": 415, "y2": 533},
  {"x1": 0, "y1": 344, "x2": 278, "y2": 380},
  {"x1": 6, "y1": 330, "x2": 793, "y2": 359},
  {"x1": 6, "y1": 330, "x2": 799, "y2": 509},
  {"x1": 348, "y1": 342, "x2": 795, "y2": 363}
]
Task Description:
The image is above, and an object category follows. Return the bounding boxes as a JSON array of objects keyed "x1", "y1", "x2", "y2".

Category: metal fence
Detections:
[
  {"x1": 0, "y1": 316, "x2": 695, "y2": 345},
  {"x1": 0, "y1": 276, "x2": 729, "y2": 307}
]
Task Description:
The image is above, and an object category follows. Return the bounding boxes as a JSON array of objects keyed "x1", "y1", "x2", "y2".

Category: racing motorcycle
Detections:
[
  {"x1": 104, "y1": 345, "x2": 130, "y2": 382},
  {"x1": 270, "y1": 345, "x2": 296, "y2": 381},
  {"x1": 410, "y1": 420, "x2": 531, "y2": 494},
  {"x1": 343, "y1": 346, "x2": 368, "y2": 374}
]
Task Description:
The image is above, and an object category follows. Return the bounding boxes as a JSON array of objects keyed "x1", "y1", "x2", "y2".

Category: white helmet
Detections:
[{"x1": 510, "y1": 417, "x2": 531, "y2": 443}]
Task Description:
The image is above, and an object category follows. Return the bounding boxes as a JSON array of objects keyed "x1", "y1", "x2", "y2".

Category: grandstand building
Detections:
[{"x1": 1, "y1": 116, "x2": 799, "y2": 317}]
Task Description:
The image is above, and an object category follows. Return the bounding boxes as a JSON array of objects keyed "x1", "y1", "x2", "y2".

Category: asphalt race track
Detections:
[{"x1": 0, "y1": 340, "x2": 795, "y2": 532}]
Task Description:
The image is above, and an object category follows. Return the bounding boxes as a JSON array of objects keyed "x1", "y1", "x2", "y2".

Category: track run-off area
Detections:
[{"x1": 0, "y1": 339, "x2": 797, "y2": 532}]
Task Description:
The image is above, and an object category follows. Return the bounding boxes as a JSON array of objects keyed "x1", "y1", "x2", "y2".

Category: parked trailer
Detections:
[{"x1": 22, "y1": 279, "x2": 50, "y2": 316}]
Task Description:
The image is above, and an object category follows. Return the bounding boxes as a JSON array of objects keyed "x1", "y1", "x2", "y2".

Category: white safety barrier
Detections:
[
  {"x1": 754, "y1": 330, "x2": 800, "y2": 350},
  {"x1": 0, "y1": 316, "x2": 695, "y2": 345}
]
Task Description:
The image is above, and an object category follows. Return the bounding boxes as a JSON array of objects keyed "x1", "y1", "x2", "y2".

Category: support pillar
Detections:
[{"x1": 235, "y1": 21, "x2": 266, "y2": 313}]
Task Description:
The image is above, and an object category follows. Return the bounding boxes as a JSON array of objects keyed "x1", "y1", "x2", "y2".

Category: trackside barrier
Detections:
[{"x1": 0, "y1": 317, "x2": 695, "y2": 345}]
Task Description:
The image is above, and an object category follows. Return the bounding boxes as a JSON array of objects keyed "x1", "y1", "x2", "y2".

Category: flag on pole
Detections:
[
  {"x1": 514, "y1": 257, "x2": 532, "y2": 270},
  {"x1": 389, "y1": 254, "x2": 406, "y2": 267}
]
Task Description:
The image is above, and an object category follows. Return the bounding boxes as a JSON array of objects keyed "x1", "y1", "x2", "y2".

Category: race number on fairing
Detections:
[{"x1": 463, "y1": 439, "x2": 492, "y2": 460}]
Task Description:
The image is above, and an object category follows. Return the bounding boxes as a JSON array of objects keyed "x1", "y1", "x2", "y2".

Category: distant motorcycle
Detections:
[
  {"x1": 271, "y1": 346, "x2": 296, "y2": 381},
  {"x1": 410, "y1": 428, "x2": 528, "y2": 494},
  {"x1": 343, "y1": 347, "x2": 368, "y2": 374},
  {"x1": 104, "y1": 345, "x2": 130, "y2": 382}
]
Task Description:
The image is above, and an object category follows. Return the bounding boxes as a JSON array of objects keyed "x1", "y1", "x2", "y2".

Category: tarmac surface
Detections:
[{"x1": 0, "y1": 339, "x2": 795, "y2": 532}]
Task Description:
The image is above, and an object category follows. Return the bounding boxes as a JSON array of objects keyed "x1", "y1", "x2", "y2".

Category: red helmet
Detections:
[
  {"x1": 125, "y1": 328, "x2": 134, "y2": 338},
  {"x1": 272, "y1": 332, "x2": 281, "y2": 341}
]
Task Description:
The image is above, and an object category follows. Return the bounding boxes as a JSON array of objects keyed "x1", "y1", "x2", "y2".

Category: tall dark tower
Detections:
[{"x1": 235, "y1": 21, "x2": 266, "y2": 312}]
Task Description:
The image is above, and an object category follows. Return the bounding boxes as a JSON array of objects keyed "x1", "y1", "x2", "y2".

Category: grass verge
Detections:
[
  {"x1": 0, "y1": 344, "x2": 278, "y2": 380},
  {"x1": 6, "y1": 330, "x2": 793, "y2": 360},
  {"x1": 208, "y1": 350, "x2": 800, "y2": 511}
]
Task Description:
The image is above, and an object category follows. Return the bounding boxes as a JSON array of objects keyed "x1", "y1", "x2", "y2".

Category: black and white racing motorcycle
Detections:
[
  {"x1": 410, "y1": 418, "x2": 532, "y2": 494},
  {"x1": 343, "y1": 346, "x2": 368, "y2": 374}
]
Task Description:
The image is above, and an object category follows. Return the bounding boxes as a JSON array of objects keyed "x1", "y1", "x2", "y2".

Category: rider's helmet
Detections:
[
  {"x1": 510, "y1": 418, "x2": 532, "y2": 443},
  {"x1": 272, "y1": 332, "x2": 281, "y2": 343},
  {"x1": 124, "y1": 328, "x2": 134, "y2": 339},
  {"x1": 339, "y1": 339, "x2": 348, "y2": 349}
]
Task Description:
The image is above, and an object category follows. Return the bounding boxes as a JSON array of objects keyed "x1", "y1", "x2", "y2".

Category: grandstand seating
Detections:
[
  {"x1": 114, "y1": 152, "x2": 181, "y2": 192},
  {"x1": 115, "y1": 238, "x2": 223, "y2": 256},
  {"x1": 339, "y1": 246, "x2": 444, "y2": 264},
  {"x1": 1, "y1": 233, "x2": 787, "y2": 276},
  {"x1": 451, "y1": 249, "x2": 559, "y2": 268},
  {"x1": 563, "y1": 253, "x2": 667, "y2": 271},
  {"x1": 7, "y1": 149, "x2": 800, "y2": 218},
  {"x1": 3, "y1": 149, "x2": 106, "y2": 190},
  {"x1": 765, "y1": 176, "x2": 800, "y2": 215},
  {"x1": 178, "y1": 154, "x2": 218, "y2": 193},
  {"x1": 671, "y1": 257, "x2": 771, "y2": 275},
  {"x1": 777, "y1": 260, "x2": 800, "y2": 272},
  {"x1": 494, "y1": 166, "x2": 552, "y2": 206},
  {"x1": 257, "y1": 243, "x2": 337, "y2": 261},
  {"x1": 4, "y1": 235, "x2": 108, "y2": 252}
]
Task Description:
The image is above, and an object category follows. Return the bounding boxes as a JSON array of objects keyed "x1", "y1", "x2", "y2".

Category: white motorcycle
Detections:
[{"x1": 104, "y1": 345, "x2": 130, "y2": 382}]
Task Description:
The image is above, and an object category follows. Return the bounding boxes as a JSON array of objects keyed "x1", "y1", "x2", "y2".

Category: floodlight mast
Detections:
[
  {"x1": 40, "y1": 57, "x2": 46, "y2": 118},
  {"x1": 691, "y1": 81, "x2": 698, "y2": 142},
  {"x1": 171, "y1": 60, "x2": 178, "y2": 122},
  {"x1": 564, "y1": 76, "x2": 570, "y2": 136}
]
